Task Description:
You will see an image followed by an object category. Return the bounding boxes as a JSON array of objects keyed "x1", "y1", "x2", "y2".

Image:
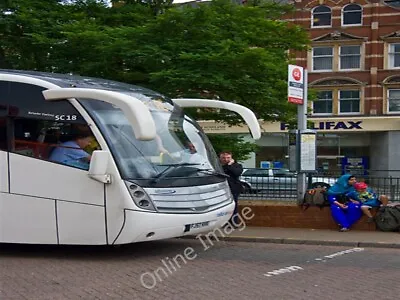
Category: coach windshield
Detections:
[{"x1": 79, "y1": 93, "x2": 221, "y2": 181}]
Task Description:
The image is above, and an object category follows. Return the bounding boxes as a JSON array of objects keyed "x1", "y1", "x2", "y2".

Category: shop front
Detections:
[{"x1": 198, "y1": 116, "x2": 400, "y2": 175}]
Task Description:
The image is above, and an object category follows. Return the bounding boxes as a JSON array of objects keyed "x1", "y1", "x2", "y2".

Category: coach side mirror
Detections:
[{"x1": 88, "y1": 150, "x2": 111, "y2": 184}]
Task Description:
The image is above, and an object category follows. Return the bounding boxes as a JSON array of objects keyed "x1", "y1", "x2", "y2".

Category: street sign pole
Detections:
[
  {"x1": 288, "y1": 65, "x2": 314, "y2": 203},
  {"x1": 297, "y1": 69, "x2": 308, "y2": 203}
]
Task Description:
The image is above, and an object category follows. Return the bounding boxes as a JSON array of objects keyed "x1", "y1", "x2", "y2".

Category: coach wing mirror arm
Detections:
[
  {"x1": 171, "y1": 98, "x2": 261, "y2": 140},
  {"x1": 42, "y1": 88, "x2": 157, "y2": 141}
]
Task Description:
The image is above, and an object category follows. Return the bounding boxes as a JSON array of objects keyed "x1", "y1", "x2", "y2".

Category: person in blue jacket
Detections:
[
  {"x1": 327, "y1": 174, "x2": 361, "y2": 232},
  {"x1": 49, "y1": 125, "x2": 93, "y2": 170},
  {"x1": 346, "y1": 181, "x2": 389, "y2": 223}
]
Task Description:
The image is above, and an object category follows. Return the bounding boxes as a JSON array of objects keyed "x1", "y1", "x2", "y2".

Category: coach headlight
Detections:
[{"x1": 125, "y1": 182, "x2": 157, "y2": 211}]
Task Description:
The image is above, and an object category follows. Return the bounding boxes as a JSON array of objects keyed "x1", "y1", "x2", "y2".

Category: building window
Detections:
[
  {"x1": 339, "y1": 90, "x2": 360, "y2": 113},
  {"x1": 383, "y1": 0, "x2": 400, "y2": 9},
  {"x1": 339, "y1": 45, "x2": 361, "y2": 70},
  {"x1": 342, "y1": 4, "x2": 362, "y2": 26},
  {"x1": 311, "y1": 45, "x2": 363, "y2": 72},
  {"x1": 312, "y1": 47, "x2": 333, "y2": 71},
  {"x1": 312, "y1": 6, "x2": 331, "y2": 27},
  {"x1": 388, "y1": 89, "x2": 400, "y2": 113},
  {"x1": 388, "y1": 43, "x2": 400, "y2": 69},
  {"x1": 313, "y1": 91, "x2": 333, "y2": 114}
]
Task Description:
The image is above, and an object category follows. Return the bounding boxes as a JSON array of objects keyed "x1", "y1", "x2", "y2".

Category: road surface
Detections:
[{"x1": 0, "y1": 239, "x2": 399, "y2": 299}]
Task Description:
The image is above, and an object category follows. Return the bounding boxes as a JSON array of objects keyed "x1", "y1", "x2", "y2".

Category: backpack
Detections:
[
  {"x1": 301, "y1": 187, "x2": 329, "y2": 210},
  {"x1": 375, "y1": 205, "x2": 400, "y2": 232}
]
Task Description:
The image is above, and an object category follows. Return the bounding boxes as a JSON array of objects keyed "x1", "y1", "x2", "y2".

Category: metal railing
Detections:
[{"x1": 239, "y1": 168, "x2": 400, "y2": 202}]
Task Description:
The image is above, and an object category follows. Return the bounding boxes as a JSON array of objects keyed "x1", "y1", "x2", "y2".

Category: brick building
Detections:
[
  {"x1": 282, "y1": 0, "x2": 400, "y2": 174},
  {"x1": 203, "y1": 0, "x2": 400, "y2": 175},
  {"x1": 284, "y1": 0, "x2": 399, "y2": 117}
]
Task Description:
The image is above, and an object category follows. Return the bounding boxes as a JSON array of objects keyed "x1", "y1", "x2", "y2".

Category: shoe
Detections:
[
  {"x1": 339, "y1": 227, "x2": 350, "y2": 232},
  {"x1": 367, "y1": 217, "x2": 375, "y2": 223}
]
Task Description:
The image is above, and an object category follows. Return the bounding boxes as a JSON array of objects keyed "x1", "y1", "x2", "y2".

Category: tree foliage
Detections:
[
  {"x1": 0, "y1": 0, "x2": 310, "y2": 159},
  {"x1": 208, "y1": 134, "x2": 259, "y2": 161}
]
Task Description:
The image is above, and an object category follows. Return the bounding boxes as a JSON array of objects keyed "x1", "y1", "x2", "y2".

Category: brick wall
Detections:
[
  {"x1": 281, "y1": 0, "x2": 400, "y2": 116},
  {"x1": 238, "y1": 200, "x2": 378, "y2": 231}
]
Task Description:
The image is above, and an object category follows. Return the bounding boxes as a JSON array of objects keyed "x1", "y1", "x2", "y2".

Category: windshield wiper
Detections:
[
  {"x1": 182, "y1": 167, "x2": 229, "y2": 178},
  {"x1": 152, "y1": 163, "x2": 200, "y2": 183},
  {"x1": 196, "y1": 169, "x2": 229, "y2": 178}
]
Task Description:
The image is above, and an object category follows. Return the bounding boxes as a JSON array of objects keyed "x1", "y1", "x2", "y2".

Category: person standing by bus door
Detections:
[{"x1": 219, "y1": 151, "x2": 243, "y2": 227}]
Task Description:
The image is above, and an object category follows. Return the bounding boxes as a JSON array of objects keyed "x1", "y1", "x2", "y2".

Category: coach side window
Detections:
[
  {"x1": 4, "y1": 81, "x2": 100, "y2": 169},
  {"x1": 12, "y1": 119, "x2": 100, "y2": 170}
]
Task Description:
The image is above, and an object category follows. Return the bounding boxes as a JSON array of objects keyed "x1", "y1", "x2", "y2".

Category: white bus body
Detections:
[{"x1": 0, "y1": 70, "x2": 260, "y2": 245}]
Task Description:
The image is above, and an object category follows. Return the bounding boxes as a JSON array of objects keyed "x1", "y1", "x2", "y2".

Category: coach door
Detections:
[{"x1": 0, "y1": 81, "x2": 107, "y2": 245}]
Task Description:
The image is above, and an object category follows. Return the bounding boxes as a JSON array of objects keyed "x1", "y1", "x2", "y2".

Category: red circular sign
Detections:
[{"x1": 292, "y1": 68, "x2": 301, "y2": 81}]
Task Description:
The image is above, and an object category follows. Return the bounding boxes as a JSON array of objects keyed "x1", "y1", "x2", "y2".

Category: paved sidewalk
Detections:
[{"x1": 183, "y1": 226, "x2": 400, "y2": 248}]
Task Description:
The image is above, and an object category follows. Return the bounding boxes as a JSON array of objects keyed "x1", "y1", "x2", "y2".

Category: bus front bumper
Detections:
[{"x1": 113, "y1": 202, "x2": 236, "y2": 244}]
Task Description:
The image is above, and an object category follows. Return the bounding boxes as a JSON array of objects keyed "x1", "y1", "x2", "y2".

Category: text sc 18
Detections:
[{"x1": 55, "y1": 115, "x2": 77, "y2": 121}]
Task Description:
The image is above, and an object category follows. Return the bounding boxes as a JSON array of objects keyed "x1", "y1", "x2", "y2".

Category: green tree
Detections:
[
  {"x1": 112, "y1": 0, "x2": 174, "y2": 15},
  {"x1": 129, "y1": 0, "x2": 309, "y2": 125},
  {"x1": 0, "y1": 0, "x2": 153, "y2": 75},
  {"x1": 0, "y1": 0, "x2": 310, "y2": 161},
  {"x1": 208, "y1": 134, "x2": 259, "y2": 162},
  {"x1": 0, "y1": 0, "x2": 68, "y2": 70},
  {"x1": 1, "y1": 0, "x2": 309, "y2": 124},
  {"x1": 128, "y1": 0, "x2": 309, "y2": 158}
]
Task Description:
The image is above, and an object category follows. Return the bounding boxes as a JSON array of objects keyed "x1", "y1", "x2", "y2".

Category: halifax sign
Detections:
[{"x1": 280, "y1": 120, "x2": 363, "y2": 131}]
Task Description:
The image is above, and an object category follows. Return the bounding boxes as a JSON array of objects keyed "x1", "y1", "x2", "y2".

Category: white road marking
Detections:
[
  {"x1": 264, "y1": 266, "x2": 303, "y2": 277},
  {"x1": 315, "y1": 248, "x2": 364, "y2": 261},
  {"x1": 264, "y1": 248, "x2": 365, "y2": 278}
]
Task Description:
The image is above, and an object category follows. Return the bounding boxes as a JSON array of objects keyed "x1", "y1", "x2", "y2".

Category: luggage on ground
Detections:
[
  {"x1": 301, "y1": 187, "x2": 329, "y2": 210},
  {"x1": 375, "y1": 205, "x2": 400, "y2": 232}
]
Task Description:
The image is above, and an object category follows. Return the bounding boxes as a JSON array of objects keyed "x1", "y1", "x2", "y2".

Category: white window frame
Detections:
[
  {"x1": 339, "y1": 45, "x2": 361, "y2": 71},
  {"x1": 387, "y1": 88, "x2": 400, "y2": 114},
  {"x1": 311, "y1": 5, "x2": 332, "y2": 28},
  {"x1": 312, "y1": 46, "x2": 333, "y2": 72},
  {"x1": 312, "y1": 90, "x2": 333, "y2": 116},
  {"x1": 338, "y1": 90, "x2": 361, "y2": 115},
  {"x1": 341, "y1": 4, "x2": 363, "y2": 27},
  {"x1": 388, "y1": 43, "x2": 400, "y2": 69}
]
